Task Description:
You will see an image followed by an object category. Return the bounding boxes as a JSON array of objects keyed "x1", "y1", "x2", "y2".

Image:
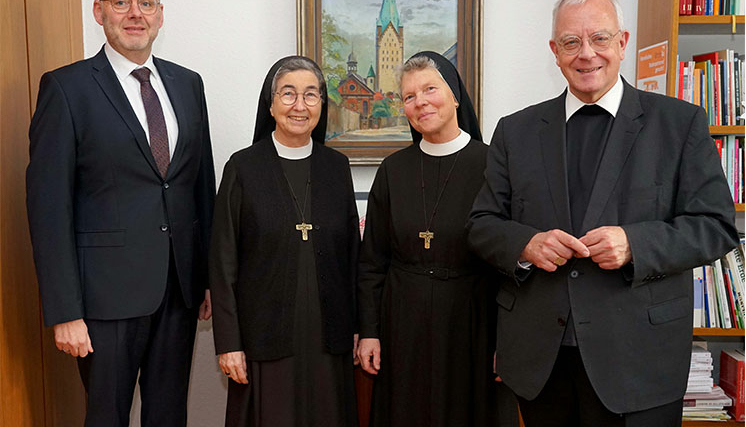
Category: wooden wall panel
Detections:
[
  {"x1": 0, "y1": 0, "x2": 46, "y2": 425},
  {"x1": 1, "y1": 0, "x2": 85, "y2": 425},
  {"x1": 24, "y1": 0, "x2": 88, "y2": 424}
]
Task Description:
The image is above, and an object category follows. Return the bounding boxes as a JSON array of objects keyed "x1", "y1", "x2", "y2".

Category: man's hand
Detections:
[
  {"x1": 53, "y1": 319, "x2": 93, "y2": 358},
  {"x1": 521, "y1": 229, "x2": 590, "y2": 272},
  {"x1": 357, "y1": 338, "x2": 381, "y2": 375},
  {"x1": 198, "y1": 289, "x2": 212, "y2": 321},
  {"x1": 219, "y1": 351, "x2": 249, "y2": 384},
  {"x1": 579, "y1": 226, "x2": 632, "y2": 270}
]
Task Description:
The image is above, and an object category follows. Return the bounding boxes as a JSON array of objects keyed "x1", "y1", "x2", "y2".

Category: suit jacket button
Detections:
[
  {"x1": 163, "y1": 182, "x2": 170, "y2": 189},
  {"x1": 570, "y1": 270, "x2": 579, "y2": 279},
  {"x1": 160, "y1": 225, "x2": 169, "y2": 232},
  {"x1": 557, "y1": 317, "x2": 567, "y2": 327}
]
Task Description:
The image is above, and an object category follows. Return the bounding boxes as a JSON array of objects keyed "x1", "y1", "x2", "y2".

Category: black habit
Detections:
[
  {"x1": 209, "y1": 56, "x2": 359, "y2": 427},
  {"x1": 357, "y1": 51, "x2": 517, "y2": 427}
]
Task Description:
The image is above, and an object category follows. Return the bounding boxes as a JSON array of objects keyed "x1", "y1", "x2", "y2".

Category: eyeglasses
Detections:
[
  {"x1": 275, "y1": 90, "x2": 323, "y2": 107},
  {"x1": 556, "y1": 30, "x2": 622, "y2": 55},
  {"x1": 101, "y1": 0, "x2": 161, "y2": 15}
]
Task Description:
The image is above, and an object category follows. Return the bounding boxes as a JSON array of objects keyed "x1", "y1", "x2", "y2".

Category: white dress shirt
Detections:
[
  {"x1": 565, "y1": 75, "x2": 624, "y2": 122},
  {"x1": 105, "y1": 43, "x2": 179, "y2": 158}
]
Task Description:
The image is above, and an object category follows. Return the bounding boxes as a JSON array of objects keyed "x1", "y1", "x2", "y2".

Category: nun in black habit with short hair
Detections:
[
  {"x1": 209, "y1": 55, "x2": 359, "y2": 427},
  {"x1": 356, "y1": 51, "x2": 519, "y2": 427}
]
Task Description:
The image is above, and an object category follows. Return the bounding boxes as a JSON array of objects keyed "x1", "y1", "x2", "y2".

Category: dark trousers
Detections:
[
  {"x1": 517, "y1": 346, "x2": 683, "y2": 427},
  {"x1": 77, "y1": 254, "x2": 198, "y2": 427}
]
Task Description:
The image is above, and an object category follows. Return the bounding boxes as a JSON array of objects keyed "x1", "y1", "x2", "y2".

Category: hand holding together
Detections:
[
  {"x1": 357, "y1": 338, "x2": 381, "y2": 375},
  {"x1": 521, "y1": 229, "x2": 590, "y2": 272},
  {"x1": 219, "y1": 351, "x2": 249, "y2": 384},
  {"x1": 579, "y1": 226, "x2": 632, "y2": 270},
  {"x1": 53, "y1": 318, "x2": 93, "y2": 357}
]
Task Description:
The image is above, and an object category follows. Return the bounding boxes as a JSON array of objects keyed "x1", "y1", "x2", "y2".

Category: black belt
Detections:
[{"x1": 391, "y1": 260, "x2": 474, "y2": 280}]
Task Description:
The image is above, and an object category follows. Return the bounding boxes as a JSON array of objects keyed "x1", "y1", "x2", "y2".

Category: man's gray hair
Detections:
[
  {"x1": 396, "y1": 55, "x2": 439, "y2": 91},
  {"x1": 270, "y1": 57, "x2": 326, "y2": 105},
  {"x1": 552, "y1": 0, "x2": 625, "y2": 38}
]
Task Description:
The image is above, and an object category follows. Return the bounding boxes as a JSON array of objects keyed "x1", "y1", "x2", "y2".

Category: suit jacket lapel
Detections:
[
  {"x1": 579, "y1": 80, "x2": 644, "y2": 234},
  {"x1": 90, "y1": 47, "x2": 161, "y2": 177},
  {"x1": 155, "y1": 57, "x2": 188, "y2": 178},
  {"x1": 540, "y1": 92, "x2": 573, "y2": 233}
]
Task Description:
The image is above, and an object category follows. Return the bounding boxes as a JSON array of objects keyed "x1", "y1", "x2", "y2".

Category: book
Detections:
[
  {"x1": 694, "y1": 266, "x2": 705, "y2": 327},
  {"x1": 695, "y1": 0, "x2": 707, "y2": 13},
  {"x1": 720, "y1": 349, "x2": 745, "y2": 421}
]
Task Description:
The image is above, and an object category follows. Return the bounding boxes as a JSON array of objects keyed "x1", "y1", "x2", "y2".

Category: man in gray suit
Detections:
[{"x1": 468, "y1": 0, "x2": 738, "y2": 425}]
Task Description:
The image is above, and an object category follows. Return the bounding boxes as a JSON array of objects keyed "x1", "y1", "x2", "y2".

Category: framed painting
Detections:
[{"x1": 297, "y1": 0, "x2": 482, "y2": 165}]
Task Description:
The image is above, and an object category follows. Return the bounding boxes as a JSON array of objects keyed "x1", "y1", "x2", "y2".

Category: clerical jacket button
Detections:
[
  {"x1": 163, "y1": 182, "x2": 170, "y2": 189},
  {"x1": 557, "y1": 317, "x2": 567, "y2": 327},
  {"x1": 160, "y1": 225, "x2": 169, "y2": 232},
  {"x1": 569, "y1": 270, "x2": 579, "y2": 279}
]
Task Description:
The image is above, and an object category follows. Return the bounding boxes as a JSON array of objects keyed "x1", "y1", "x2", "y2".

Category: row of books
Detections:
[
  {"x1": 720, "y1": 348, "x2": 745, "y2": 421},
  {"x1": 692, "y1": 245, "x2": 745, "y2": 328},
  {"x1": 714, "y1": 135, "x2": 744, "y2": 203},
  {"x1": 684, "y1": 343, "x2": 732, "y2": 421},
  {"x1": 679, "y1": 0, "x2": 745, "y2": 15},
  {"x1": 675, "y1": 49, "x2": 744, "y2": 126}
]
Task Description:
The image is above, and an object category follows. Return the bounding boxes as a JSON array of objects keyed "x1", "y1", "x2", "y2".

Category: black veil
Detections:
[
  {"x1": 404, "y1": 51, "x2": 482, "y2": 144},
  {"x1": 252, "y1": 55, "x2": 329, "y2": 145}
]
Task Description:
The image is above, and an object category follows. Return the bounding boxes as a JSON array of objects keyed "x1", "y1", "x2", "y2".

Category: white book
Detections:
[
  {"x1": 713, "y1": 259, "x2": 733, "y2": 328},
  {"x1": 724, "y1": 247, "x2": 746, "y2": 326}
]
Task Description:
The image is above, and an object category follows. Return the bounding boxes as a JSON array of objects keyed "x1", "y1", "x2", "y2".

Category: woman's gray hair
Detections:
[
  {"x1": 396, "y1": 55, "x2": 439, "y2": 91},
  {"x1": 270, "y1": 57, "x2": 326, "y2": 105},
  {"x1": 552, "y1": 0, "x2": 624, "y2": 38}
]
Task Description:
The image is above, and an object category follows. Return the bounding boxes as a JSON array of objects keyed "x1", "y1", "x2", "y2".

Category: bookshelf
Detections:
[
  {"x1": 637, "y1": 2, "x2": 745, "y2": 424},
  {"x1": 638, "y1": 1, "x2": 744, "y2": 212}
]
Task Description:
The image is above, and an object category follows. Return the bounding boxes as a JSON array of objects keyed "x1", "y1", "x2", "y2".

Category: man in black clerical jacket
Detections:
[
  {"x1": 467, "y1": 0, "x2": 739, "y2": 425},
  {"x1": 26, "y1": 1, "x2": 215, "y2": 425}
]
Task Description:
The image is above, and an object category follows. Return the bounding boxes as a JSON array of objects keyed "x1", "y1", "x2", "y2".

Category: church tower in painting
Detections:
[{"x1": 375, "y1": 0, "x2": 403, "y2": 94}]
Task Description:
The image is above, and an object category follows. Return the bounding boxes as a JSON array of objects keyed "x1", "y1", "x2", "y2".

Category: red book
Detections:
[
  {"x1": 687, "y1": 0, "x2": 694, "y2": 14},
  {"x1": 695, "y1": 0, "x2": 706, "y2": 14},
  {"x1": 693, "y1": 51, "x2": 720, "y2": 66},
  {"x1": 720, "y1": 349, "x2": 745, "y2": 421},
  {"x1": 678, "y1": 62, "x2": 685, "y2": 99},
  {"x1": 680, "y1": 0, "x2": 688, "y2": 14}
]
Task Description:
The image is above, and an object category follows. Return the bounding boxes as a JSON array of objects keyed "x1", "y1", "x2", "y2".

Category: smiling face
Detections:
[
  {"x1": 94, "y1": 0, "x2": 164, "y2": 65},
  {"x1": 549, "y1": 0, "x2": 628, "y2": 103},
  {"x1": 270, "y1": 70, "x2": 323, "y2": 147},
  {"x1": 401, "y1": 68, "x2": 460, "y2": 143}
]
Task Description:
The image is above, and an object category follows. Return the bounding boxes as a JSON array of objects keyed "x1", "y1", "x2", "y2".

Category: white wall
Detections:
[{"x1": 80, "y1": 1, "x2": 639, "y2": 425}]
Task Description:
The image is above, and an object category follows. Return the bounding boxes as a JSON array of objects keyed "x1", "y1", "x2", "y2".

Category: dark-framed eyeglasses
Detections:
[
  {"x1": 556, "y1": 30, "x2": 622, "y2": 55},
  {"x1": 101, "y1": 0, "x2": 161, "y2": 15},
  {"x1": 275, "y1": 90, "x2": 323, "y2": 107}
]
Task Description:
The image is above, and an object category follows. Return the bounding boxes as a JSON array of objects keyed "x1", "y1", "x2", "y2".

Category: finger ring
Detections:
[
  {"x1": 225, "y1": 372, "x2": 230, "y2": 376},
  {"x1": 554, "y1": 257, "x2": 565, "y2": 266}
]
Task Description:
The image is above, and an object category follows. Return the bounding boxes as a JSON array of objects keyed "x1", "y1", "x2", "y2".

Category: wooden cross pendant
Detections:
[
  {"x1": 296, "y1": 222, "x2": 313, "y2": 241},
  {"x1": 418, "y1": 230, "x2": 434, "y2": 249}
]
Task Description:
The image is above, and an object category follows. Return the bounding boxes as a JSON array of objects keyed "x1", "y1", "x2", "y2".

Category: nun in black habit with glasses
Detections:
[
  {"x1": 209, "y1": 56, "x2": 359, "y2": 427},
  {"x1": 356, "y1": 51, "x2": 519, "y2": 427}
]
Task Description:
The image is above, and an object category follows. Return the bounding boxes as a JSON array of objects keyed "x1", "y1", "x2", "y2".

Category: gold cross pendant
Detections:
[
  {"x1": 296, "y1": 222, "x2": 313, "y2": 241},
  {"x1": 418, "y1": 230, "x2": 434, "y2": 249}
]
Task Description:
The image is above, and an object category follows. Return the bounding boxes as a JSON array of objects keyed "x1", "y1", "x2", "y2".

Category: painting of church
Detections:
[
  {"x1": 320, "y1": 0, "x2": 457, "y2": 143},
  {"x1": 337, "y1": 50, "x2": 375, "y2": 119}
]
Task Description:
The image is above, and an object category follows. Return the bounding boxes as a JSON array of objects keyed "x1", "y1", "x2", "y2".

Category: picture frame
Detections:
[{"x1": 297, "y1": 0, "x2": 482, "y2": 165}]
